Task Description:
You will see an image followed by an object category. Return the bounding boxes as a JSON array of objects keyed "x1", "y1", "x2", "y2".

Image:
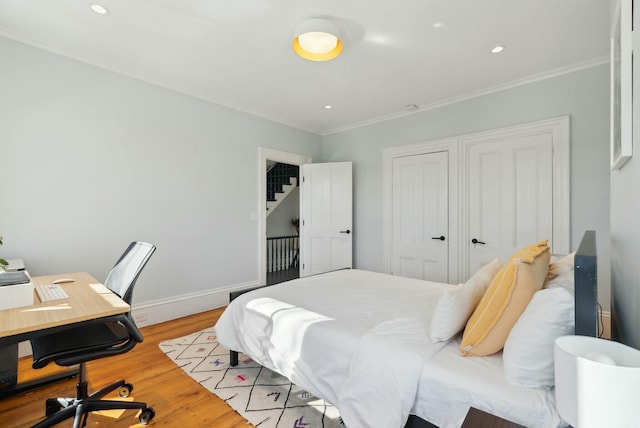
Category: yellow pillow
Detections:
[
  {"x1": 507, "y1": 240, "x2": 549, "y2": 263},
  {"x1": 461, "y1": 241, "x2": 550, "y2": 356}
]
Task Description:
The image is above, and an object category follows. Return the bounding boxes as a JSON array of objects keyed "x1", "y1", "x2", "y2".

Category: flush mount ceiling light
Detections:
[
  {"x1": 491, "y1": 45, "x2": 505, "y2": 54},
  {"x1": 293, "y1": 18, "x2": 343, "y2": 61}
]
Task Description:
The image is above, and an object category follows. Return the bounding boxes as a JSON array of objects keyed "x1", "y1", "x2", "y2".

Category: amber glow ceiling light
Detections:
[{"x1": 293, "y1": 18, "x2": 343, "y2": 61}]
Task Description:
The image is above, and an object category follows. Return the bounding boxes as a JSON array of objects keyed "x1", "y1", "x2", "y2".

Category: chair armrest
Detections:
[{"x1": 55, "y1": 314, "x2": 144, "y2": 367}]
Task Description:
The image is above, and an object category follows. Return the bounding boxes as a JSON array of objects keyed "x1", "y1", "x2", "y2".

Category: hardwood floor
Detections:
[{"x1": 0, "y1": 308, "x2": 249, "y2": 427}]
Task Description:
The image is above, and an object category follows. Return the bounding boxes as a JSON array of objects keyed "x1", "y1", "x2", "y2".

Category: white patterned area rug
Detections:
[{"x1": 159, "y1": 326, "x2": 344, "y2": 428}]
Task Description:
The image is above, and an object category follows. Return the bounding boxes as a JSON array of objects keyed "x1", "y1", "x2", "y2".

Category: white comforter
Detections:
[{"x1": 215, "y1": 269, "x2": 454, "y2": 428}]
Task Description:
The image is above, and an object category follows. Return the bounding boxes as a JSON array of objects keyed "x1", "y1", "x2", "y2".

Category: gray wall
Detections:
[
  {"x1": 321, "y1": 64, "x2": 612, "y2": 310},
  {"x1": 0, "y1": 37, "x2": 320, "y2": 303},
  {"x1": 610, "y1": 155, "x2": 639, "y2": 347},
  {"x1": 0, "y1": 36, "x2": 614, "y2": 316},
  {"x1": 610, "y1": 3, "x2": 640, "y2": 347},
  {"x1": 608, "y1": 0, "x2": 640, "y2": 350}
]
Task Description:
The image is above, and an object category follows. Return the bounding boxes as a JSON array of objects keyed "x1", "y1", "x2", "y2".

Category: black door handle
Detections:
[
  {"x1": 340, "y1": 230, "x2": 351, "y2": 234},
  {"x1": 471, "y1": 238, "x2": 486, "y2": 245},
  {"x1": 431, "y1": 236, "x2": 445, "y2": 241}
]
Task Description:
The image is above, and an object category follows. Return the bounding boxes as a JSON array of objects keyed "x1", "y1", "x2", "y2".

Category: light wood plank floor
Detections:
[{"x1": 0, "y1": 308, "x2": 249, "y2": 427}]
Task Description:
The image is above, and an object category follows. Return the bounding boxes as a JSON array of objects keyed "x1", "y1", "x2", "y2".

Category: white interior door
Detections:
[
  {"x1": 392, "y1": 151, "x2": 449, "y2": 282},
  {"x1": 300, "y1": 162, "x2": 353, "y2": 277},
  {"x1": 467, "y1": 135, "x2": 553, "y2": 275}
]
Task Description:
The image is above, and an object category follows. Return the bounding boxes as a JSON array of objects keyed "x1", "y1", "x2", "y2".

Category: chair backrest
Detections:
[{"x1": 104, "y1": 241, "x2": 156, "y2": 304}]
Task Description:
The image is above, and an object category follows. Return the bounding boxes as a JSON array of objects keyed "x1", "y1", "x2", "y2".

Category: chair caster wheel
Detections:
[
  {"x1": 45, "y1": 399, "x2": 63, "y2": 416},
  {"x1": 118, "y1": 383, "x2": 134, "y2": 398},
  {"x1": 139, "y1": 407, "x2": 155, "y2": 425}
]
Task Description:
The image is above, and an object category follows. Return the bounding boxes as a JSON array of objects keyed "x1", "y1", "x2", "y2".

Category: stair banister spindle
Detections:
[{"x1": 266, "y1": 235, "x2": 299, "y2": 274}]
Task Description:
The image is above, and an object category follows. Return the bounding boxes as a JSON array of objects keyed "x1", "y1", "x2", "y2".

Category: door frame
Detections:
[
  {"x1": 258, "y1": 147, "x2": 312, "y2": 286},
  {"x1": 383, "y1": 138, "x2": 460, "y2": 283}
]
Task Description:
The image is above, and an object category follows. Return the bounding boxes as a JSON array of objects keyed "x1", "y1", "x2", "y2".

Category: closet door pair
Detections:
[{"x1": 388, "y1": 117, "x2": 568, "y2": 283}]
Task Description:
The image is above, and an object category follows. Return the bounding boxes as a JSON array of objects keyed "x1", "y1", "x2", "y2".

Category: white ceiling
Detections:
[{"x1": 0, "y1": 0, "x2": 610, "y2": 135}]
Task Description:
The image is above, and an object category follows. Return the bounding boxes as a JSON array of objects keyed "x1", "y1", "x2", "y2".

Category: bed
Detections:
[{"x1": 215, "y1": 231, "x2": 598, "y2": 428}]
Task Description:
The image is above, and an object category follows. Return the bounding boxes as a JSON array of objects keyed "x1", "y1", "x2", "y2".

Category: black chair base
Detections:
[{"x1": 33, "y1": 365, "x2": 155, "y2": 428}]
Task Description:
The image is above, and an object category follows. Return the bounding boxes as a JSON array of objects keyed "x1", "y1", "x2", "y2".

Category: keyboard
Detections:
[{"x1": 36, "y1": 283, "x2": 69, "y2": 302}]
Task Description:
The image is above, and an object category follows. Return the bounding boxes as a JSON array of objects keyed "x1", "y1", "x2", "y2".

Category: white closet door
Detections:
[
  {"x1": 392, "y1": 151, "x2": 449, "y2": 282},
  {"x1": 300, "y1": 162, "x2": 353, "y2": 277},
  {"x1": 467, "y1": 135, "x2": 553, "y2": 275}
]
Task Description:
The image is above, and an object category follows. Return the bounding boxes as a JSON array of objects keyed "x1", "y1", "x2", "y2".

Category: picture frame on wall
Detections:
[{"x1": 610, "y1": 0, "x2": 633, "y2": 170}]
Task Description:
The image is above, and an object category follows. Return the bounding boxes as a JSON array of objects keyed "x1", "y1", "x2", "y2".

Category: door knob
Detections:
[
  {"x1": 431, "y1": 236, "x2": 445, "y2": 241},
  {"x1": 340, "y1": 230, "x2": 351, "y2": 234},
  {"x1": 471, "y1": 238, "x2": 486, "y2": 245}
]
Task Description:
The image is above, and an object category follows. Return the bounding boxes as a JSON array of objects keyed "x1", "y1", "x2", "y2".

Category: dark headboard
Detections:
[{"x1": 574, "y1": 230, "x2": 598, "y2": 337}]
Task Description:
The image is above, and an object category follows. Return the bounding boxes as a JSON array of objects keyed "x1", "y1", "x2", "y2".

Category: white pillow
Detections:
[
  {"x1": 551, "y1": 252, "x2": 575, "y2": 267},
  {"x1": 544, "y1": 264, "x2": 574, "y2": 294},
  {"x1": 503, "y1": 287, "x2": 574, "y2": 387},
  {"x1": 429, "y1": 258, "x2": 502, "y2": 343}
]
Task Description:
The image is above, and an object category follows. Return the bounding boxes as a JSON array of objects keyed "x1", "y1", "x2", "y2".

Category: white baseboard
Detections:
[
  {"x1": 18, "y1": 279, "x2": 260, "y2": 358},
  {"x1": 18, "y1": 342, "x2": 32, "y2": 358},
  {"x1": 601, "y1": 310, "x2": 611, "y2": 339},
  {"x1": 130, "y1": 279, "x2": 260, "y2": 327}
]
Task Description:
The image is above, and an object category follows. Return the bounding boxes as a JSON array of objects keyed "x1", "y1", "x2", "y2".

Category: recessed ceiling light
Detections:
[
  {"x1": 324, "y1": 105, "x2": 333, "y2": 110},
  {"x1": 90, "y1": 4, "x2": 110, "y2": 15},
  {"x1": 405, "y1": 104, "x2": 419, "y2": 111},
  {"x1": 491, "y1": 45, "x2": 505, "y2": 54},
  {"x1": 432, "y1": 22, "x2": 445, "y2": 29}
]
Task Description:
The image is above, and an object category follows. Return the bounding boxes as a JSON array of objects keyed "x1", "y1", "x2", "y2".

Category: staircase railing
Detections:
[{"x1": 267, "y1": 235, "x2": 299, "y2": 272}]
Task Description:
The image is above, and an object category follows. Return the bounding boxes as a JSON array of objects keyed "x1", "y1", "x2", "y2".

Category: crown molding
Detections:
[{"x1": 322, "y1": 56, "x2": 609, "y2": 136}]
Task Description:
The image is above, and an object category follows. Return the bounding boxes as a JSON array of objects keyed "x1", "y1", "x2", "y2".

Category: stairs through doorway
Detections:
[{"x1": 266, "y1": 163, "x2": 299, "y2": 217}]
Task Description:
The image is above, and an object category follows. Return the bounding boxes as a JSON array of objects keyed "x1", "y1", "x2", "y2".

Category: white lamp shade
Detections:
[
  {"x1": 292, "y1": 18, "x2": 343, "y2": 61},
  {"x1": 297, "y1": 31, "x2": 338, "y2": 54},
  {"x1": 554, "y1": 335, "x2": 640, "y2": 428}
]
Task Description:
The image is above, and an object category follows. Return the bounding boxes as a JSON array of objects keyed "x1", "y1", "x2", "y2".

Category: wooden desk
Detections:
[{"x1": 0, "y1": 272, "x2": 129, "y2": 398}]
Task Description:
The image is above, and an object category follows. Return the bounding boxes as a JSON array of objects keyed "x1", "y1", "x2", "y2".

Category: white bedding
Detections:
[
  {"x1": 215, "y1": 269, "x2": 453, "y2": 427},
  {"x1": 413, "y1": 338, "x2": 567, "y2": 428},
  {"x1": 215, "y1": 269, "x2": 566, "y2": 428}
]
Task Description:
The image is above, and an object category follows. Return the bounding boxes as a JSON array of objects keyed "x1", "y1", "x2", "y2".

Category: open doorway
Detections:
[
  {"x1": 257, "y1": 148, "x2": 311, "y2": 286},
  {"x1": 266, "y1": 162, "x2": 300, "y2": 285}
]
